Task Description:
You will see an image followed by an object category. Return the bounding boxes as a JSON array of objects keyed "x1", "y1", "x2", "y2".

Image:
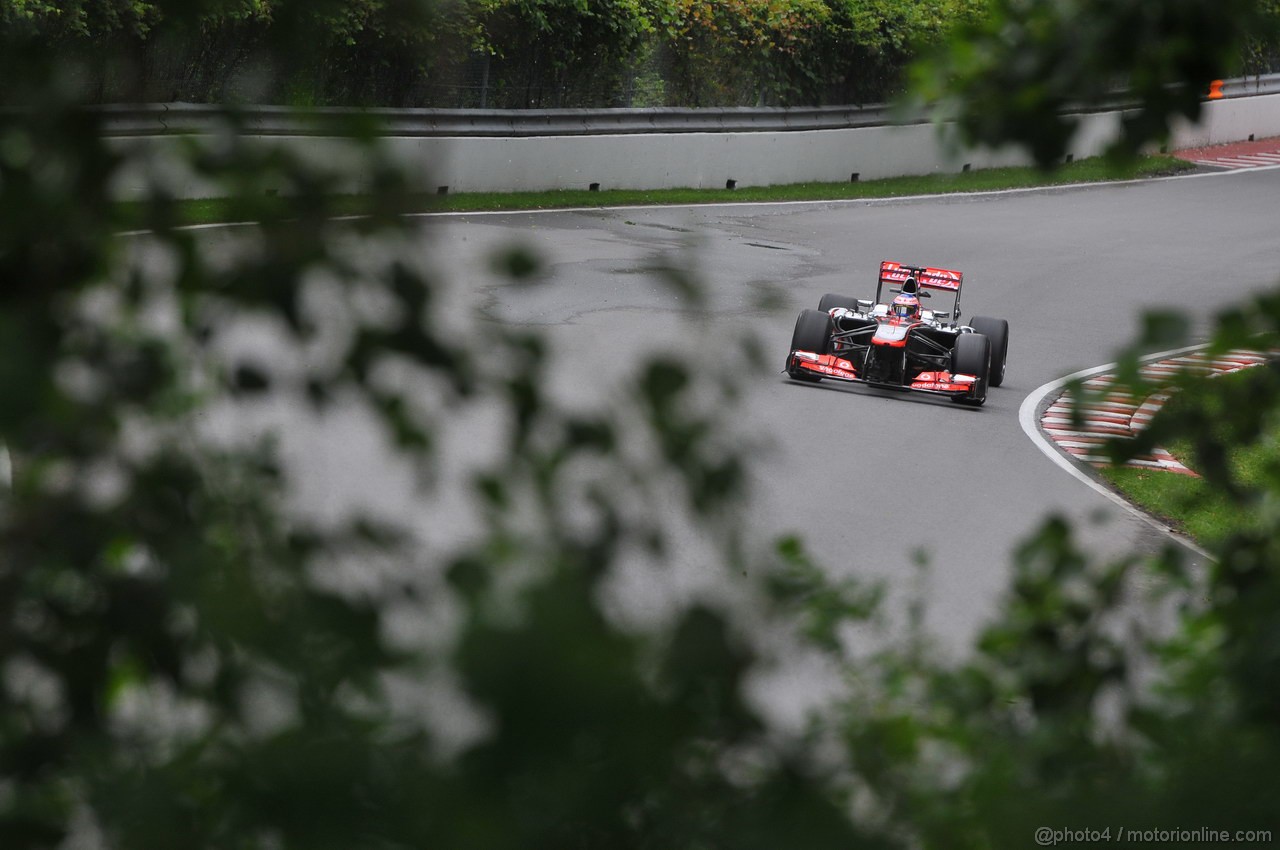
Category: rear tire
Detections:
[
  {"x1": 950, "y1": 332, "x2": 990, "y2": 406},
  {"x1": 818, "y1": 293, "x2": 861, "y2": 312},
  {"x1": 970, "y1": 316, "x2": 1009, "y2": 387},
  {"x1": 787, "y1": 309, "x2": 832, "y2": 383}
]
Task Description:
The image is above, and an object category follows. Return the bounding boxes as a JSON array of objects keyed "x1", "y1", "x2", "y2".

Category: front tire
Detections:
[
  {"x1": 950, "y1": 332, "x2": 990, "y2": 406},
  {"x1": 787, "y1": 309, "x2": 832, "y2": 382},
  {"x1": 818, "y1": 293, "x2": 861, "y2": 312},
  {"x1": 969, "y1": 316, "x2": 1009, "y2": 387}
]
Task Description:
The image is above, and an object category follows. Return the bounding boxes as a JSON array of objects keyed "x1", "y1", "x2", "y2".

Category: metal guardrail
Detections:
[
  {"x1": 95, "y1": 102, "x2": 907, "y2": 138},
  {"x1": 1223, "y1": 73, "x2": 1280, "y2": 97},
  {"x1": 94, "y1": 73, "x2": 1280, "y2": 138}
]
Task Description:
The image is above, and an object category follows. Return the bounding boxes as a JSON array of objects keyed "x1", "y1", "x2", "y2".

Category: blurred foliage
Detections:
[
  {"x1": 1099, "y1": 364, "x2": 1280, "y2": 544},
  {"x1": 0, "y1": 3, "x2": 874, "y2": 847},
  {"x1": 6, "y1": 0, "x2": 1280, "y2": 848},
  {"x1": 912, "y1": 0, "x2": 1280, "y2": 166}
]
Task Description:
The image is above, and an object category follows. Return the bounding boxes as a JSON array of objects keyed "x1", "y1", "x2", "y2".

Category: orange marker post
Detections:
[{"x1": 1208, "y1": 79, "x2": 1224, "y2": 99}]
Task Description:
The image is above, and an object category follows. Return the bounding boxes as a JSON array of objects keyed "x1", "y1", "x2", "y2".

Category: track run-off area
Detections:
[{"x1": 164, "y1": 163, "x2": 1280, "y2": 645}]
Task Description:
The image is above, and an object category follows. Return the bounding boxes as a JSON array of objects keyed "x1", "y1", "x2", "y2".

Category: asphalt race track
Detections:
[
  {"x1": 148, "y1": 166, "x2": 1279, "y2": 649},
  {"x1": 425, "y1": 167, "x2": 1280, "y2": 643}
]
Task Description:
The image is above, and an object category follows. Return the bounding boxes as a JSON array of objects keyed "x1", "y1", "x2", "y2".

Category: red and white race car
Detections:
[{"x1": 784, "y1": 261, "x2": 1009, "y2": 406}]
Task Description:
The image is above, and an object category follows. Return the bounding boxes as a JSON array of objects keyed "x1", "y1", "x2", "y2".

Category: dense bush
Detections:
[
  {"x1": 8, "y1": 0, "x2": 1277, "y2": 108},
  {"x1": 0, "y1": 0, "x2": 988, "y2": 106}
]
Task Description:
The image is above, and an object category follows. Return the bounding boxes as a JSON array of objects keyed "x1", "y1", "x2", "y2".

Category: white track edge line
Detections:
[{"x1": 1018, "y1": 344, "x2": 1213, "y2": 561}]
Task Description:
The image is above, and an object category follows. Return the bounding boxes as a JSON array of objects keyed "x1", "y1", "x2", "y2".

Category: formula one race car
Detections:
[{"x1": 784, "y1": 261, "x2": 1009, "y2": 406}]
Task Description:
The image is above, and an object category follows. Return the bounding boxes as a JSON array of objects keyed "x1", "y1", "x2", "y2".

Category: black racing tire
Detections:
[
  {"x1": 787, "y1": 309, "x2": 832, "y2": 382},
  {"x1": 969, "y1": 316, "x2": 1009, "y2": 387},
  {"x1": 818, "y1": 293, "x2": 862, "y2": 313},
  {"x1": 949, "y1": 332, "x2": 990, "y2": 406}
]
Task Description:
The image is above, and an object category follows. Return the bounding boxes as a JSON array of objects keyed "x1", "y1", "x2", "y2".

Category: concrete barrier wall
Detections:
[
  {"x1": 106, "y1": 90, "x2": 1280, "y2": 200},
  {"x1": 1171, "y1": 92, "x2": 1280, "y2": 148}
]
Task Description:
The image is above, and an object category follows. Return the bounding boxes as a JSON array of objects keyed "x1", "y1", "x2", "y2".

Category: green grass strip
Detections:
[
  {"x1": 131, "y1": 154, "x2": 1195, "y2": 227},
  {"x1": 1101, "y1": 465, "x2": 1238, "y2": 544}
]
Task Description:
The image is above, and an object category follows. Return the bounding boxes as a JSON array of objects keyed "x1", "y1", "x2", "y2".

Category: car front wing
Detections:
[{"x1": 787, "y1": 350, "x2": 980, "y2": 399}]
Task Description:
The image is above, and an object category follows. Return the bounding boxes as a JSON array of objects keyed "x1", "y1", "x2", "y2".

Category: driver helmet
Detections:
[{"x1": 891, "y1": 293, "x2": 920, "y2": 320}]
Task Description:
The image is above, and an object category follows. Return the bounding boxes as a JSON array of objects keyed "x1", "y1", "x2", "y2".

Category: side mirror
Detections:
[
  {"x1": 856, "y1": 299, "x2": 873, "y2": 312},
  {"x1": 933, "y1": 311, "x2": 951, "y2": 319}
]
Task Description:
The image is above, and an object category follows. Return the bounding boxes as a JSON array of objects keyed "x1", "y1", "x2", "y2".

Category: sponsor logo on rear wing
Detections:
[{"x1": 879, "y1": 260, "x2": 963, "y2": 293}]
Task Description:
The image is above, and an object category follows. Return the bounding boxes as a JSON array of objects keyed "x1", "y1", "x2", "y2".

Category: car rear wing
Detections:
[{"x1": 876, "y1": 261, "x2": 965, "y2": 319}]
